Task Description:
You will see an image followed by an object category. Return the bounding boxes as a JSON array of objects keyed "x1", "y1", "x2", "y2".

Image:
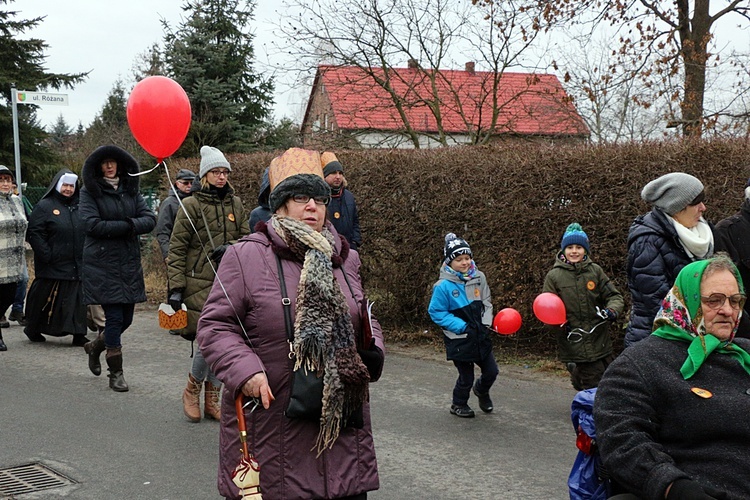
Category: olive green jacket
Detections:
[
  {"x1": 542, "y1": 252, "x2": 624, "y2": 363},
  {"x1": 167, "y1": 188, "x2": 249, "y2": 335}
]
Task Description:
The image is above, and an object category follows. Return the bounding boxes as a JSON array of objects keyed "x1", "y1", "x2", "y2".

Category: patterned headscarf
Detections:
[
  {"x1": 271, "y1": 214, "x2": 370, "y2": 454},
  {"x1": 651, "y1": 258, "x2": 750, "y2": 379}
]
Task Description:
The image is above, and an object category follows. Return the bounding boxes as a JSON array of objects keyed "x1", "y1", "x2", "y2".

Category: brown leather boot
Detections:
[
  {"x1": 84, "y1": 332, "x2": 105, "y2": 376},
  {"x1": 105, "y1": 347, "x2": 129, "y2": 392},
  {"x1": 204, "y1": 381, "x2": 221, "y2": 420},
  {"x1": 182, "y1": 374, "x2": 202, "y2": 422}
]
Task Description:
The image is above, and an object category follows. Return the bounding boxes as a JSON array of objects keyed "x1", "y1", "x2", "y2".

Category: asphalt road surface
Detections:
[{"x1": 0, "y1": 306, "x2": 577, "y2": 499}]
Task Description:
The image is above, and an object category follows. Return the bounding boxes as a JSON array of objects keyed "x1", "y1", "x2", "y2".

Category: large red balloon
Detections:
[
  {"x1": 127, "y1": 76, "x2": 191, "y2": 162},
  {"x1": 492, "y1": 308, "x2": 522, "y2": 335},
  {"x1": 533, "y1": 292, "x2": 567, "y2": 325}
]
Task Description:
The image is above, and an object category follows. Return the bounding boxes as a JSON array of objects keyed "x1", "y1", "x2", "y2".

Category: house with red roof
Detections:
[{"x1": 301, "y1": 62, "x2": 589, "y2": 149}]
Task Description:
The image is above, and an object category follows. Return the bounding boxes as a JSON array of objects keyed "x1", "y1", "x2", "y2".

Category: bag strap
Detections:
[{"x1": 274, "y1": 254, "x2": 294, "y2": 341}]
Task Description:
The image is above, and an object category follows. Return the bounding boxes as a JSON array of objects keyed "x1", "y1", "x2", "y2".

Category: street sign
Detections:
[{"x1": 15, "y1": 90, "x2": 69, "y2": 106}]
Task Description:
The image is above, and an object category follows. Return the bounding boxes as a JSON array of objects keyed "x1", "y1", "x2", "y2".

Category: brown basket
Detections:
[{"x1": 158, "y1": 303, "x2": 188, "y2": 330}]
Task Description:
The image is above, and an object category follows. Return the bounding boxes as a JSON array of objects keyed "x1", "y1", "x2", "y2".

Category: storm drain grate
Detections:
[{"x1": 0, "y1": 462, "x2": 76, "y2": 496}]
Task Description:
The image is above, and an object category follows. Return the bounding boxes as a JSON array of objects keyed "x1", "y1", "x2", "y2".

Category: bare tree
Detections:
[
  {"x1": 533, "y1": 0, "x2": 750, "y2": 138},
  {"x1": 279, "y1": 0, "x2": 573, "y2": 148}
]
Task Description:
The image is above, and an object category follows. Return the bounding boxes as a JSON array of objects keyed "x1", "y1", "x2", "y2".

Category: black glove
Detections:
[
  {"x1": 666, "y1": 479, "x2": 727, "y2": 500},
  {"x1": 210, "y1": 244, "x2": 230, "y2": 265},
  {"x1": 357, "y1": 340, "x2": 384, "y2": 382},
  {"x1": 168, "y1": 289, "x2": 184, "y2": 312}
]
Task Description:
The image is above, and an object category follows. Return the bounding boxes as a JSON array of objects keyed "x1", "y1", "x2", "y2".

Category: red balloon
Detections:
[
  {"x1": 492, "y1": 308, "x2": 522, "y2": 335},
  {"x1": 127, "y1": 76, "x2": 191, "y2": 162},
  {"x1": 533, "y1": 292, "x2": 567, "y2": 325}
]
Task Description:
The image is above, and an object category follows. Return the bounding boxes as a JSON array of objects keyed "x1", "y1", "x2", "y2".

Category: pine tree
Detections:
[
  {"x1": 48, "y1": 114, "x2": 72, "y2": 147},
  {"x1": 0, "y1": 0, "x2": 87, "y2": 184},
  {"x1": 162, "y1": 0, "x2": 274, "y2": 154}
]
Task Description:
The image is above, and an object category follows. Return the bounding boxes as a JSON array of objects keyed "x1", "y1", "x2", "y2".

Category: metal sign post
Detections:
[{"x1": 10, "y1": 86, "x2": 69, "y2": 196}]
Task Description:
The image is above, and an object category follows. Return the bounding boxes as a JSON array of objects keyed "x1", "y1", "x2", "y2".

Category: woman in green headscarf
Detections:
[{"x1": 594, "y1": 254, "x2": 750, "y2": 500}]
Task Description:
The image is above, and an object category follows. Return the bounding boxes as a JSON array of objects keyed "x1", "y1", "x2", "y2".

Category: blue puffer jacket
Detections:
[{"x1": 625, "y1": 209, "x2": 707, "y2": 346}]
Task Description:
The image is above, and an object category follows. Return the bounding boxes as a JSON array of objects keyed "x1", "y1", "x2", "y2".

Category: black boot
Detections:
[
  {"x1": 0, "y1": 331, "x2": 6, "y2": 351},
  {"x1": 106, "y1": 347, "x2": 129, "y2": 392},
  {"x1": 84, "y1": 332, "x2": 106, "y2": 376}
]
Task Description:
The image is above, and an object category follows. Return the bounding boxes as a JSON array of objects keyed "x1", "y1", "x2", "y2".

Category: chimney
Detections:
[
  {"x1": 465, "y1": 61, "x2": 475, "y2": 75},
  {"x1": 407, "y1": 58, "x2": 419, "y2": 69}
]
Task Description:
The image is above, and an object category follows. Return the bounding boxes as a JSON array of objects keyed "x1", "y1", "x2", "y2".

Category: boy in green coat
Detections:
[{"x1": 542, "y1": 223, "x2": 624, "y2": 390}]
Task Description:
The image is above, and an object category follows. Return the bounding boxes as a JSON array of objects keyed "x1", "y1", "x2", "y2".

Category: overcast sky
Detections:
[{"x1": 20, "y1": 0, "x2": 304, "y2": 129}]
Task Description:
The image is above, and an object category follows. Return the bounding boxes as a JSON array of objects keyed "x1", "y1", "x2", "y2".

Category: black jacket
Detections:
[
  {"x1": 327, "y1": 188, "x2": 361, "y2": 250},
  {"x1": 249, "y1": 166, "x2": 271, "y2": 232},
  {"x1": 79, "y1": 145, "x2": 156, "y2": 305},
  {"x1": 26, "y1": 169, "x2": 84, "y2": 281},
  {"x1": 625, "y1": 209, "x2": 708, "y2": 345},
  {"x1": 714, "y1": 198, "x2": 750, "y2": 338}
]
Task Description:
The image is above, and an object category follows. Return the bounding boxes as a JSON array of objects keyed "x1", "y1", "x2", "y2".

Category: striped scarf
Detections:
[{"x1": 271, "y1": 215, "x2": 370, "y2": 453}]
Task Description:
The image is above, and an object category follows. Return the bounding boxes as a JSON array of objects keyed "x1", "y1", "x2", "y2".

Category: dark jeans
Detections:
[
  {"x1": 452, "y1": 353, "x2": 499, "y2": 406},
  {"x1": 12, "y1": 262, "x2": 28, "y2": 314},
  {"x1": 0, "y1": 282, "x2": 17, "y2": 332},
  {"x1": 101, "y1": 303, "x2": 135, "y2": 348}
]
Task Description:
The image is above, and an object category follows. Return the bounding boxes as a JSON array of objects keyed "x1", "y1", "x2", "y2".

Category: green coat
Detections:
[
  {"x1": 542, "y1": 252, "x2": 624, "y2": 363},
  {"x1": 167, "y1": 188, "x2": 249, "y2": 336}
]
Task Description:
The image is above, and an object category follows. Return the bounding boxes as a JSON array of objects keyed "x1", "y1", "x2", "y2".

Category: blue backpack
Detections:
[{"x1": 568, "y1": 388, "x2": 610, "y2": 500}]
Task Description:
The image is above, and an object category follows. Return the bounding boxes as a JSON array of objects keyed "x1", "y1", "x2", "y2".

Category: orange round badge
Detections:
[
  {"x1": 227, "y1": 213, "x2": 235, "y2": 222},
  {"x1": 586, "y1": 281, "x2": 596, "y2": 291},
  {"x1": 474, "y1": 288, "x2": 480, "y2": 298},
  {"x1": 334, "y1": 212, "x2": 341, "y2": 219},
  {"x1": 52, "y1": 209, "x2": 60, "y2": 216}
]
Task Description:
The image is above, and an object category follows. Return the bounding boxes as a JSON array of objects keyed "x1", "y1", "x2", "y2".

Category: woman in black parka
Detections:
[
  {"x1": 24, "y1": 169, "x2": 88, "y2": 345},
  {"x1": 79, "y1": 145, "x2": 156, "y2": 392}
]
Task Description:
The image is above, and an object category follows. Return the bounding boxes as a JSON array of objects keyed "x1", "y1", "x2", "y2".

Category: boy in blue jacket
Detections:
[{"x1": 428, "y1": 233, "x2": 498, "y2": 418}]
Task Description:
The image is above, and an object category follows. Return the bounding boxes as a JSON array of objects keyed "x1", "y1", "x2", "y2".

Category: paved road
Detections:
[{"x1": 0, "y1": 306, "x2": 577, "y2": 499}]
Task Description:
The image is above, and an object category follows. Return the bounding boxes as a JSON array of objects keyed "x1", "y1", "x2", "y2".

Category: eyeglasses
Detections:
[
  {"x1": 291, "y1": 194, "x2": 330, "y2": 206},
  {"x1": 209, "y1": 169, "x2": 230, "y2": 177},
  {"x1": 176, "y1": 180, "x2": 193, "y2": 185},
  {"x1": 700, "y1": 293, "x2": 746, "y2": 310}
]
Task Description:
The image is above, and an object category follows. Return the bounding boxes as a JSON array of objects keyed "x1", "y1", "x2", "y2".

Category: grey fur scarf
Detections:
[{"x1": 271, "y1": 215, "x2": 369, "y2": 453}]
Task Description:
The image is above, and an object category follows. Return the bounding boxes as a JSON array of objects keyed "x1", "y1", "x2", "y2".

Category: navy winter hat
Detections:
[
  {"x1": 561, "y1": 223, "x2": 590, "y2": 253},
  {"x1": 444, "y1": 233, "x2": 472, "y2": 264}
]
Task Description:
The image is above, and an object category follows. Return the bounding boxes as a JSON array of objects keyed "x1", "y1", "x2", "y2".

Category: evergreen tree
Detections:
[
  {"x1": 132, "y1": 43, "x2": 165, "y2": 82},
  {"x1": 0, "y1": 0, "x2": 87, "y2": 184},
  {"x1": 48, "y1": 114, "x2": 72, "y2": 147},
  {"x1": 162, "y1": 0, "x2": 274, "y2": 154}
]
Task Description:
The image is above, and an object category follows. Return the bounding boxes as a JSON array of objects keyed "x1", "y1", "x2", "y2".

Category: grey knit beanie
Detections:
[
  {"x1": 641, "y1": 172, "x2": 704, "y2": 215},
  {"x1": 199, "y1": 146, "x2": 231, "y2": 179}
]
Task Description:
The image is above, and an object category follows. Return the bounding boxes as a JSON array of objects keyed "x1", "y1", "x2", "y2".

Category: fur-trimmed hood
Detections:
[{"x1": 81, "y1": 145, "x2": 141, "y2": 198}]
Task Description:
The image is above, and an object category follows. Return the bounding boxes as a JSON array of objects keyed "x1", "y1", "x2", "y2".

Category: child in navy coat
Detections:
[{"x1": 428, "y1": 233, "x2": 498, "y2": 418}]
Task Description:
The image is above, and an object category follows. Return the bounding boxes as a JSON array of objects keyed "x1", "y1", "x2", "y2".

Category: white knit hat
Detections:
[
  {"x1": 641, "y1": 172, "x2": 704, "y2": 215},
  {"x1": 199, "y1": 146, "x2": 231, "y2": 179}
]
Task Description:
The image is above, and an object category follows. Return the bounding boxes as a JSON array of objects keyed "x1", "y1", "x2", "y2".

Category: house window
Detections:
[{"x1": 323, "y1": 113, "x2": 328, "y2": 130}]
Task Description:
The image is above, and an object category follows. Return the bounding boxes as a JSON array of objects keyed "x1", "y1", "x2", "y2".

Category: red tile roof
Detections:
[{"x1": 311, "y1": 65, "x2": 589, "y2": 137}]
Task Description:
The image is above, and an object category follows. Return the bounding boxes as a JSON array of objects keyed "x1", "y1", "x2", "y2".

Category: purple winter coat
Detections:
[{"x1": 197, "y1": 221, "x2": 383, "y2": 500}]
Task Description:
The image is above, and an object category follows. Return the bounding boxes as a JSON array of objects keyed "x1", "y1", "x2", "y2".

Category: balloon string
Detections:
[{"x1": 160, "y1": 162, "x2": 263, "y2": 373}]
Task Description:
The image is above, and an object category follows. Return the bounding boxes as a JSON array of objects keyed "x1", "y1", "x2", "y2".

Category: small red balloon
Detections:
[
  {"x1": 492, "y1": 308, "x2": 522, "y2": 335},
  {"x1": 127, "y1": 76, "x2": 191, "y2": 162},
  {"x1": 533, "y1": 292, "x2": 567, "y2": 325}
]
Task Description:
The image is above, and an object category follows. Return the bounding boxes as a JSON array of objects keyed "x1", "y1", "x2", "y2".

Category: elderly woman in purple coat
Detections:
[{"x1": 197, "y1": 148, "x2": 385, "y2": 500}]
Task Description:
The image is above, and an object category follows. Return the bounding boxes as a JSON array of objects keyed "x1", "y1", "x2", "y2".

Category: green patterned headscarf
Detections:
[{"x1": 651, "y1": 258, "x2": 750, "y2": 379}]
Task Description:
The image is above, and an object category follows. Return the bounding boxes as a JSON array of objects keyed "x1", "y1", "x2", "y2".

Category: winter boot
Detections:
[
  {"x1": 105, "y1": 347, "x2": 129, "y2": 392},
  {"x1": 472, "y1": 382, "x2": 494, "y2": 413},
  {"x1": 84, "y1": 332, "x2": 106, "y2": 376},
  {"x1": 204, "y1": 381, "x2": 222, "y2": 420},
  {"x1": 182, "y1": 374, "x2": 202, "y2": 423},
  {"x1": 450, "y1": 404, "x2": 475, "y2": 418}
]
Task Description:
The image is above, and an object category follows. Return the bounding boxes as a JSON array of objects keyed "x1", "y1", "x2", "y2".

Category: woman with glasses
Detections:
[
  {"x1": 594, "y1": 254, "x2": 750, "y2": 499},
  {"x1": 167, "y1": 146, "x2": 249, "y2": 422},
  {"x1": 197, "y1": 148, "x2": 384, "y2": 500},
  {"x1": 625, "y1": 172, "x2": 713, "y2": 346},
  {"x1": 0, "y1": 166, "x2": 28, "y2": 352}
]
